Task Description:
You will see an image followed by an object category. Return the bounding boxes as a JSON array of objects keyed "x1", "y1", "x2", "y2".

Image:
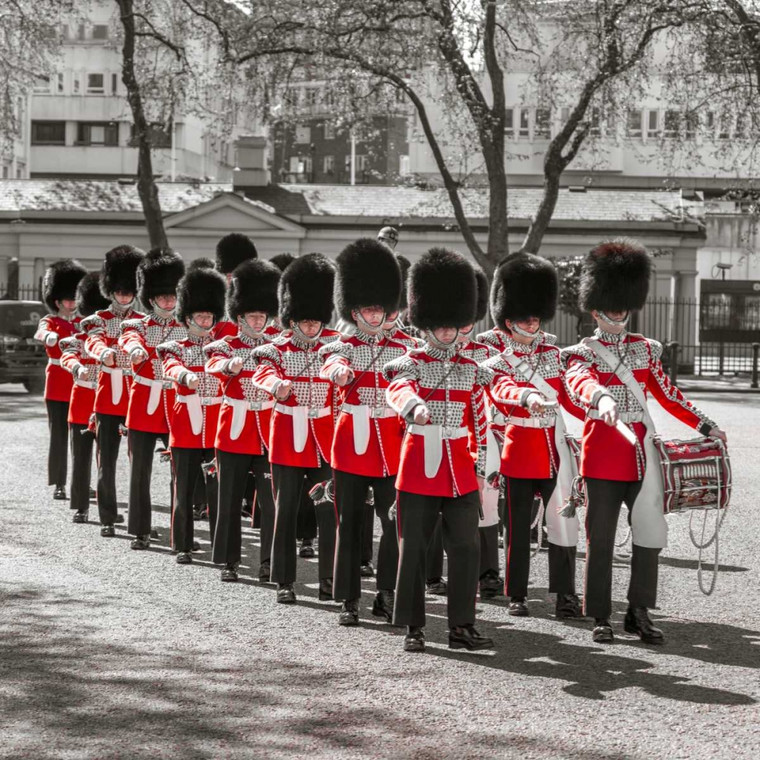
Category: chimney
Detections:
[{"x1": 233, "y1": 135, "x2": 269, "y2": 188}]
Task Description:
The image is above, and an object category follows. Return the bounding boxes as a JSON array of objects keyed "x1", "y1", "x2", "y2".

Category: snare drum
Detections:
[{"x1": 654, "y1": 437, "x2": 731, "y2": 514}]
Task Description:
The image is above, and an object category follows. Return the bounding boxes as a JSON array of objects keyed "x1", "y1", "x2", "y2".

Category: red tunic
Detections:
[
  {"x1": 59, "y1": 334, "x2": 98, "y2": 426},
  {"x1": 386, "y1": 327, "x2": 421, "y2": 350},
  {"x1": 158, "y1": 335, "x2": 222, "y2": 449},
  {"x1": 250, "y1": 330, "x2": 340, "y2": 468},
  {"x1": 486, "y1": 336, "x2": 584, "y2": 480},
  {"x1": 320, "y1": 331, "x2": 407, "y2": 477},
  {"x1": 34, "y1": 314, "x2": 80, "y2": 402},
  {"x1": 205, "y1": 333, "x2": 274, "y2": 456},
  {"x1": 211, "y1": 319, "x2": 237, "y2": 341},
  {"x1": 384, "y1": 346, "x2": 494, "y2": 497},
  {"x1": 562, "y1": 330, "x2": 716, "y2": 481},
  {"x1": 119, "y1": 315, "x2": 186, "y2": 434},
  {"x1": 83, "y1": 307, "x2": 143, "y2": 418}
]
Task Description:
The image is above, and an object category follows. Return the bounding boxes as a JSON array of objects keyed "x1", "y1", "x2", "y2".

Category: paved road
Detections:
[{"x1": 0, "y1": 386, "x2": 758, "y2": 759}]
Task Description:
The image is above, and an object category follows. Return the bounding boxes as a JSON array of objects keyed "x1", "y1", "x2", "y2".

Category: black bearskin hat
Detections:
[
  {"x1": 100, "y1": 245, "x2": 145, "y2": 298},
  {"x1": 42, "y1": 259, "x2": 87, "y2": 313},
  {"x1": 491, "y1": 253, "x2": 558, "y2": 326},
  {"x1": 335, "y1": 238, "x2": 402, "y2": 323},
  {"x1": 187, "y1": 257, "x2": 215, "y2": 272},
  {"x1": 76, "y1": 271, "x2": 110, "y2": 318},
  {"x1": 474, "y1": 268, "x2": 489, "y2": 323},
  {"x1": 579, "y1": 238, "x2": 651, "y2": 313},
  {"x1": 215, "y1": 233, "x2": 257, "y2": 274},
  {"x1": 176, "y1": 266, "x2": 227, "y2": 324},
  {"x1": 228, "y1": 259, "x2": 281, "y2": 321},
  {"x1": 396, "y1": 254, "x2": 412, "y2": 310},
  {"x1": 137, "y1": 248, "x2": 185, "y2": 306},
  {"x1": 408, "y1": 248, "x2": 477, "y2": 331},
  {"x1": 278, "y1": 252, "x2": 335, "y2": 326},
  {"x1": 269, "y1": 253, "x2": 296, "y2": 272}
]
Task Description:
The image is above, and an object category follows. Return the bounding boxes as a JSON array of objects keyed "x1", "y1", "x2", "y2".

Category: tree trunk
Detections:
[{"x1": 116, "y1": 0, "x2": 168, "y2": 250}]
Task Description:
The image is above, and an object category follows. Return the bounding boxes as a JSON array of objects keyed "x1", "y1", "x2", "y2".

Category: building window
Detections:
[
  {"x1": 534, "y1": 108, "x2": 551, "y2": 139},
  {"x1": 647, "y1": 110, "x2": 661, "y2": 137},
  {"x1": 718, "y1": 113, "x2": 731, "y2": 140},
  {"x1": 294, "y1": 125, "x2": 311, "y2": 143},
  {"x1": 323, "y1": 122, "x2": 335, "y2": 140},
  {"x1": 587, "y1": 107, "x2": 602, "y2": 137},
  {"x1": 345, "y1": 154, "x2": 369, "y2": 173},
  {"x1": 129, "y1": 123, "x2": 171, "y2": 148},
  {"x1": 76, "y1": 24, "x2": 86, "y2": 40},
  {"x1": 16, "y1": 165, "x2": 24, "y2": 179},
  {"x1": 111, "y1": 73, "x2": 118, "y2": 95},
  {"x1": 663, "y1": 110, "x2": 680, "y2": 138},
  {"x1": 504, "y1": 108, "x2": 514, "y2": 139},
  {"x1": 684, "y1": 111, "x2": 698, "y2": 139},
  {"x1": 518, "y1": 108, "x2": 530, "y2": 139},
  {"x1": 77, "y1": 121, "x2": 119, "y2": 146},
  {"x1": 33, "y1": 75, "x2": 51, "y2": 94},
  {"x1": 73, "y1": 74, "x2": 81, "y2": 94},
  {"x1": 627, "y1": 109, "x2": 643, "y2": 137},
  {"x1": 323, "y1": 155, "x2": 334, "y2": 174},
  {"x1": 31, "y1": 121, "x2": 66, "y2": 145},
  {"x1": 86, "y1": 73, "x2": 105, "y2": 94},
  {"x1": 56, "y1": 73, "x2": 65, "y2": 94},
  {"x1": 399, "y1": 154, "x2": 410, "y2": 175},
  {"x1": 92, "y1": 25, "x2": 109, "y2": 40},
  {"x1": 2, "y1": 165, "x2": 8, "y2": 179},
  {"x1": 735, "y1": 112, "x2": 748, "y2": 139},
  {"x1": 305, "y1": 88, "x2": 319, "y2": 107}
]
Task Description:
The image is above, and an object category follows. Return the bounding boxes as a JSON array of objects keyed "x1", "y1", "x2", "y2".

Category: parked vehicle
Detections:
[{"x1": 0, "y1": 300, "x2": 48, "y2": 393}]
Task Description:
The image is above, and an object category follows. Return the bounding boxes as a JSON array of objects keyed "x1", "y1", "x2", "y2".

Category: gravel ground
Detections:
[{"x1": 0, "y1": 386, "x2": 758, "y2": 760}]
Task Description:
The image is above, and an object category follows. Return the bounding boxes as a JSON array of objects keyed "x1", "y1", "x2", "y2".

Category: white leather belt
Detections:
[
  {"x1": 132, "y1": 374, "x2": 171, "y2": 415},
  {"x1": 488, "y1": 409, "x2": 506, "y2": 426},
  {"x1": 341, "y1": 403, "x2": 396, "y2": 455},
  {"x1": 75, "y1": 379, "x2": 96, "y2": 390},
  {"x1": 100, "y1": 365, "x2": 130, "y2": 405},
  {"x1": 588, "y1": 409, "x2": 645, "y2": 423},
  {"x1": 407, "y1": 423, "x2": 468, "y2": 479},
  {"x1": 223, "y1": 396, "x2": 275, "y2": 441},
  {"x1": 274, "y1": 403, "x2": 331, "y2": 454},
  {"x1": 508, "y1": 415, "x2": 556, "y2": 429},
  {"x1": 176, "y1": 394, "x2": 222, "y2": 435},
  {"x1": 48, "y1": 358, "x2": 61, "y2": 367},
  {"x1": 176, "y1": 395, "x2": 222, "y2": 407}
]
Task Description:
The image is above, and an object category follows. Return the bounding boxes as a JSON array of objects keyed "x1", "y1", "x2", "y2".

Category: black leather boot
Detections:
[
  {"x1": 371, "y1": 590, "x2": 394, "y2": 623},
  {"x1": 404, "y1": 626, "x2": 425, "y2": 652},
  {"x1": 449, "y1": 624, "x2": 494, "y2": 651},
  {"x1": 221, "y1": 563, "x2": 238, "y2": 582},
  {"x1": 339, "y1": 599, "x2": 360, "y2": 626},
  {"x1": 592, "y1": 618, "x2": 614, "y2": 643},
  {"x1": 624, "y1": 606, "x2": 664, "y2": 644},
  {"x1": 277, "y1": 583, "x2": 296, "y2": 604}
]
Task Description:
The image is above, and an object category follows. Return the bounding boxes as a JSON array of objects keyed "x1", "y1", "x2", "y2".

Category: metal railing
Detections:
[{"x1": 0, "y1": 283, "x2": 42, "y2": 301}]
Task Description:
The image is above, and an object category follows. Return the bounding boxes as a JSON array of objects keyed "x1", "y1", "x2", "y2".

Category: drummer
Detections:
[{"x1": 561, "y1": 239, "x2": 726, "y2": 645}]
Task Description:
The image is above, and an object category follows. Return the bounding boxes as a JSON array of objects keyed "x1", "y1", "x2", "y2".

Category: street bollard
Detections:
[
  {"x1": 752, "y1": 343, "x2": 760, "y2": 389},
  {"x1": 668, "y1": 342, "x2": 680, "y2": 387}
]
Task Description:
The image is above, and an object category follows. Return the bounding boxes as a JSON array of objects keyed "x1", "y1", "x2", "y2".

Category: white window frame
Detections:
[
  {"x1": 86, "y1": 73, "x2": 105, "y2": 95},
  {"x1": 627, "y1": 109, "x2": 643, "y2": 138},
  {"x1": 504, "y1": 108, "x2": 515, "y2": 139},
  {"x1": 518, "y1": 108, "x2": 530, "y2": 139},
  {"x1": 33, "y1": 75, "x2": 51, "y2": 94},
  {"x1": 323, "y1": 154, "x2": 335, "y2": 174},
  {"x1": 646, "y1": 109, "x2": 661, "y2": 138},
  {"x1": 294, "y1": 125, "x2": 311, "y2": 144},
  {"x1": 323, "y1": 122, "x2": 335, "y2": 140}
]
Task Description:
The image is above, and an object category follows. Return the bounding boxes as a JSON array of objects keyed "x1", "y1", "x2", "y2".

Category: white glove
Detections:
[
  {"x1": 597, "y1": 394, "x2": 618, "y2": 426},
  {"x1": 274, "y1": 379, "x2": 293, "y2": 400},
  {"x1": 44, "y1": 332, "x2": 58, "y2": 347},
  {"x1": 101, "y1": 349, "x2": 116, "y2": 367},
  {"x1": 227, "y1": 357, "x2": 244, "y2": 375},
  {"x1": 412, "y1": 404, "x2": 431, "y2": 425},
  {"x1": 130, "y1": 347, "x2": 148, "y2": 364},
  {"x1": 76, "y1": 365, "x2": 89, "y2": 381},
  {"x1": 333, "y1": 365, "x2": 354, "y2": 387},
  {"x1": 184, "y1": 372, "x2": 199, "y2": 390}
]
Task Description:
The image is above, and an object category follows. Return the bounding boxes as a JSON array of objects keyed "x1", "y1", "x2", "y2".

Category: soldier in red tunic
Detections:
[
  {"x1": 562, "y1": 239, "x2": 726, "y2": 644},
  {"x1": 320, "y1": 238, "x2": 407, "y2": 626},
  {"x1": 60, "y1": 272, "x2": 109, "y2": 522},
  {"x1": 36, "y1": 259, "x2": 87, "y2": 500},
  {"x1": 158, "y1": 265, "x2": 226, "y2": 565},
  {"x1": 211, "y1": 233, "x2": 258, "y2": 341},
  {"x1": 205, "y1": 259, "x2": 281, "y2": 583},
  {"x1": 250, "y1": 253, "x2": 339, "y2": 605},
  {"x1": 484, "y1": 253, "x2": 584, "y2": 619},
  {"x1": 82, "y1": 246, "x2": 145, "y2": 536},
  {"x1": 119, "y1": 249, "x2": 186, "y2": 550},
  {"x1": 384, "y1": 248, "x2": 494, "y2": 653}
]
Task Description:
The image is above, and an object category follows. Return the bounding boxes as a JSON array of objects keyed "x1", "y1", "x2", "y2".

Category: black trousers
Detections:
[
  {"x1": 271, "y1": 462, "x2": 336, "y2": 584},
  {"x1": 171, "y1": 447, "x2": 218, "y2": 553},
  {"x1": 584, "y1": 477, "x2": 660, "y2": 619},
  {"x1": 69, "y1": 422, "x2": 94, "y2": 513},
  {"x1": 127, "y1": 429, "x2": 168, "y2": 537},
  {"x1": 46, "y1": 399, "x2": 69, "y2": 487},
  {"x1": 479, "y1": 524, "x2": 501, "y2": 577},
  {"x1": 426, "y1": 516, "x2": 445, "y2": 581},
  {"x1": 394, "y1": 489, "x2": 480, "y2": 628},
  {"x1": 214, "y1": 450, "x2": 275, "y2": 566},
  {"x1": 504, "y1": 476, "x2": 576, "y2": 599},
  {"x1": 95, "y1": 412, "x2": 125, "y2": 525},
  {"x1": 332, "y1": 470, "x2": 398, "y2": 601},
  {"x1": 361, "y1": 501, "x2": 375, "y2": 565},
  {"x1": 297, "y1": 485, "x2": 317, "y2": 541}
]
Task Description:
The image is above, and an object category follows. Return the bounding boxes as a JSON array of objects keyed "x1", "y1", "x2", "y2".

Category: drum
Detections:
[{"x1": 654, "y1": 436, "x2": 731, "y2": 514}]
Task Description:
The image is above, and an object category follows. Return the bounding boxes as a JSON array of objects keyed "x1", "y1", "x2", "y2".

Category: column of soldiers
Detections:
[{"x1": 36, "y1": 233, "x2": 726, "y2": 652}]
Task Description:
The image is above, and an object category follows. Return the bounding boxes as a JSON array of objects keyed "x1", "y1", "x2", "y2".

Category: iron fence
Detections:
[{"x1": 0, "y1": 283, "x2": 42, "y2": 302}]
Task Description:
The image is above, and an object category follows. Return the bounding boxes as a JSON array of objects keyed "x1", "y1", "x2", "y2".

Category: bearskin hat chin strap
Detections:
[
  {"x1": 511, "y1": 322, "x2": 541, "y2": 341},
  {"x1": 238, "y1": 316, "x2": 267, "y2": 340},
  {"x1": 426, "y1": 329, "x2": 459, "y2": 350},
  {"x1": 352, "y1": 310, "x2": 384, "y2": 336},
  {"x1": 111, "y1": 297, "x2": 134, "y2": 315},
  {"x1": 152, "y1": 301, "x2": 175, "y2": 320},
  {"x1": 291, "y1": 322, "x2": 323, "y2": 344},
  {"x1": 598, "y1": 310, "x2": 630, "y2": 327},
  {"x1": 187, "y1": 317, "x2": 214, "y2": 337}
]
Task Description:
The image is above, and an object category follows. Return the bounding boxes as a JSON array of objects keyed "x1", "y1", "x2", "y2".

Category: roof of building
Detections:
[{"x1": 0, "y1": 179, "x2": 702, "y2": 226}]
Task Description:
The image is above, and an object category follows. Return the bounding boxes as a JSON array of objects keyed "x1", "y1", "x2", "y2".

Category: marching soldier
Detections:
[
  {"x1": 212, "y1": 233, "x2": 258, "y2": 340},
  {"x1": 36, "y1": 259, "x2": 87, "y2": 500},
  {"x1": 319, "y1": 238, "x2": 406, "y2": 626},
  {"x1": 205, "y1": 258, "x2": 281, "y2": 583},
  {"x1": 158, "y1": 265, "x2": 226, "y2": 565},
  {"x1": 456, "y1": 269, "x2": 504, "y2": 600},
  {"x1": 562, "y1": 239, "x2": 726, "y2": 643},
  {"x1": 119, "y1": 248, "x2": 186, "y2": 550},
  {"x1": 250, "y1": 253, "x2": 339, "y2": 604},
  {"x1": 484, "y1": 253, "x2": 584, "y2": 619},
  {"x1": 82, "y1": 246, "x2": 145, "y2": 536},
  {"x1": 60, "y1": 272, "x2": 109, "y2": 522},
  {"x1": 384, "y1": 248, "x2": 494, "y2": 653}
]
